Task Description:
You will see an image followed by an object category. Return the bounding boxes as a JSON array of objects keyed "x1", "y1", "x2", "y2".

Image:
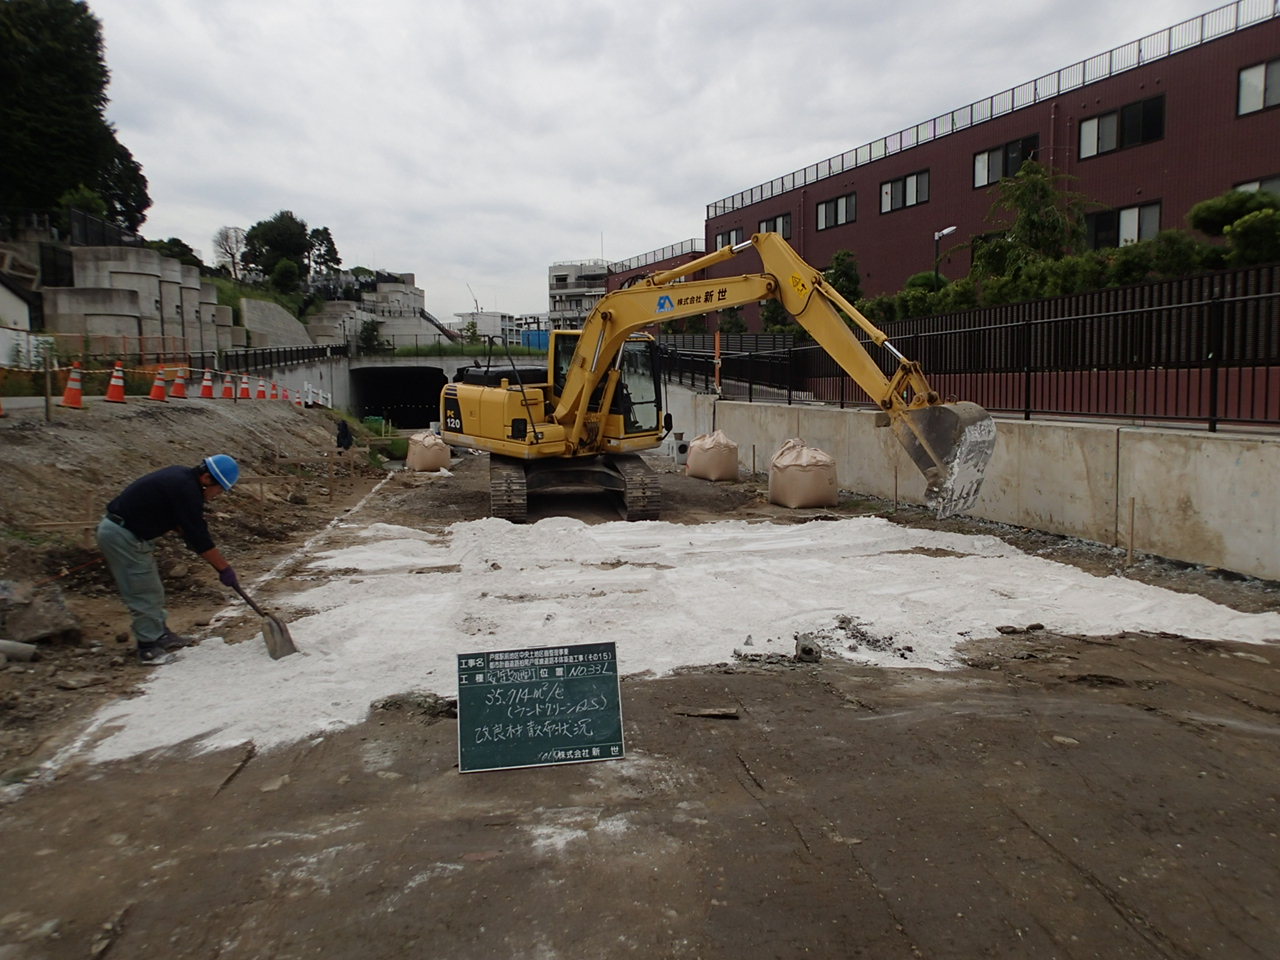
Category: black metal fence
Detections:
[
  {"x1": 660, "y1": 264, "x2": 1280, "y2": 430},
  {"x1": 220, "y1": 343, "x2": 348, "y2": 374}
]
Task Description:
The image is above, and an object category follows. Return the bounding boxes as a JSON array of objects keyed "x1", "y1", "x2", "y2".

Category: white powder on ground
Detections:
[{"x1": 83, "y1": 516, "x2": 1280, "y2": 762}]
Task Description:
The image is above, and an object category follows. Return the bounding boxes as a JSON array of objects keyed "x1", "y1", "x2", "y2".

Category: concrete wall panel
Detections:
[
  {"x1": 1119, "y1": 430, "x2": 1280, "y2": 580},
  {"x1": 240, "y1": 299, "x2": 312, "y2": 347},
  {"x1": 661, "y1": 385, "x2": 1279, "y2": 579},
  {"x1": 979, "y1": 421, "x2": 1119, "y2": 544}
]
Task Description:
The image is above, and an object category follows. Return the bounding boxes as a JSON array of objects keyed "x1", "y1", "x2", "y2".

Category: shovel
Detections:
[{"x1": 231, "y1": 583, "x2": 298, "y2": 660}]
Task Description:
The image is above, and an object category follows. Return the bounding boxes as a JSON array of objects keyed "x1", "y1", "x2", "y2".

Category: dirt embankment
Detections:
[{"x1": 0, "y1": 399, "x2": 385, "y2": 774}]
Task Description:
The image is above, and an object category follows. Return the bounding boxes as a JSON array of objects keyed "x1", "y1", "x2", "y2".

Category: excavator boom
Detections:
[{"x1": 440, "y1": 233, "x2": 996, "y2": 519}]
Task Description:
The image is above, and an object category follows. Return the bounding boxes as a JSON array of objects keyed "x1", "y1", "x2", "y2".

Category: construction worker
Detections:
[{"x1": 96, "y1": 455, "x2": 242, "y2": 665}]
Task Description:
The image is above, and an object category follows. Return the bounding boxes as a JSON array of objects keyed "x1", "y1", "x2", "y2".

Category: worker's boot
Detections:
[
  {"x1": 156, "y1": 628, "x2": 197, "y2": 651},
  {"x1": 137, "y1": 642, "x2": 175, "y2": 666}
]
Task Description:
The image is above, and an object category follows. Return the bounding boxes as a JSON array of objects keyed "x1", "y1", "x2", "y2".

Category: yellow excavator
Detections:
[{"x1": 440, "y1": 233, "x2": 996, "y2": 521}]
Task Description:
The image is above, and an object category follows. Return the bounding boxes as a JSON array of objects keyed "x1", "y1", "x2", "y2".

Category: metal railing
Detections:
[
  {"x1": 707, "y1": 0, "x2": 1280, "y2": 217},
  {"x1": 661, "y1": 288, "x2": 1280, "y2": 431},
  {"x1": 609, "y1": 239, "x2": 706, "y2": 274}
]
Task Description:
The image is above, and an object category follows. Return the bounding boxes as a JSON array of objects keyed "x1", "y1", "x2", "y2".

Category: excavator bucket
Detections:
[{"x1": 889, "y1": 401, "x2": 997, "y2": 518}]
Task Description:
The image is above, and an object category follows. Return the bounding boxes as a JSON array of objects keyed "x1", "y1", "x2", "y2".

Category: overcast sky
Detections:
[{"x1": 89, "y1": 0, "x2": 1221, "y2": 321}]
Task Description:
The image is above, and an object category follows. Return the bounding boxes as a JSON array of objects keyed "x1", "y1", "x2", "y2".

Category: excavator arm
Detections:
[{"x1": 552, "y1": 233, "x2": 996, "y2": 516}]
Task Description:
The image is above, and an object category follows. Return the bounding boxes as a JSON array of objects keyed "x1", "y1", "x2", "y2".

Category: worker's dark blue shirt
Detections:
[{"x1": 106, "y1": 465, "x2": 215, "y2": 554}]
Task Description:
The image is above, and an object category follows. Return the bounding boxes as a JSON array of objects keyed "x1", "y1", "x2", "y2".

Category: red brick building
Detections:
[{"x1": 700, "y1": 4, "x2": 1279, "y2": 303}]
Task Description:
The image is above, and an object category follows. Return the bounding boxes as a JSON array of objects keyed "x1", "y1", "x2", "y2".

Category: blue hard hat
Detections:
[{"x1": 204, "y1": 454, "x2": 240, "y2": 490}]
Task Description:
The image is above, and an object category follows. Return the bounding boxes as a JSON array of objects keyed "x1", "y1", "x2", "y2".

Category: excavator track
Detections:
[
  {"x1": 489, "y1": 458, "x2": 528, "y2": 522},
  {"x1": 613, "y1": 454, "x2": 661, "y2": 521}
]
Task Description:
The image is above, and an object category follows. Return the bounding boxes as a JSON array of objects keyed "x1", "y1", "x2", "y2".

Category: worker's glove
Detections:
[{"x1": 218, "y1": 566, "x2": 239, "y2": 588}]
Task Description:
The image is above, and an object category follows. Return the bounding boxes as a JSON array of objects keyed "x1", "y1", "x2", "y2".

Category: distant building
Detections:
[
  {"x1": 449, "y1": 309, "x2": 520, "y2": 343},
  {"x1": 547, "y1": 259, "x2": 609, "y2": 329}
]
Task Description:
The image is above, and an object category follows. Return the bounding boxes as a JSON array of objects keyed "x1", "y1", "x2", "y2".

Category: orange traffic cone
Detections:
[
  {"x1": 255, "y1": 378, "x2": 267, "y2": 400},
  {"x1": 220, "y1": 376, "x2": 234, "y2": 399},
  {"x1": 270, "y1": 382, "x2": 279, "y2": 400},
  {"x1": 281, "y1": 387, "x2": 290, "y2": 403},
  {"x1": 0, "y1": 396, "x2": 6, "y2": 417},
  {"x1": 238, "y1": 376, "x2": 251, "y2": 400},
  {"x1": 104, "y1": 361, "x2": 127, "y2": 403},
  {"x1": 294, "y1": 393, "x2": 303, "y2": 408},
  {"x1": 147, "y1": 369, "x2": 168, "y2": 402},
  {"x1": 58, "y1": 362, "x2": 86, "y2": 409},
  {"x1": 169, "y1": 368, "x2": 188, "y2": 399},
  {"x1": 198, "y1": 369, "x2": 215, "y2": 399}
]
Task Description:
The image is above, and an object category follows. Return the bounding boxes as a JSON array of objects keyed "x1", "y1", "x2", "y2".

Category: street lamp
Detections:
[{"x1": 933, "y1": 225, "x2": 957, "y2": 291}]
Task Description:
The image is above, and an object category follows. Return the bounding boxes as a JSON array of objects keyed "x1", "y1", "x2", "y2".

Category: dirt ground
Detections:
[{"x1": 1, "y1": 399, "x2": 1279, "y2": 959}]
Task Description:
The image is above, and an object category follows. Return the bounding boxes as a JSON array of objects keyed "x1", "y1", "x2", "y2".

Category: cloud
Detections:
[{"x1": 89, "y1": 0, "x2": 1217, "y2": 318}]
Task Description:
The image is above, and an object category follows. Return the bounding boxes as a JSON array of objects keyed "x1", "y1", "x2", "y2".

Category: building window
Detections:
[
  {"x1": 714, "y1": 228, "x2": 744, "y2": 250},
  {"x1": 1237, "y1": 175, "x2": 1280, "y2": 194},
  {"x1": 1238, "y1": 59, "x2": 1280, "y2": 114},
  {"x1": 880, "y1": 170, "x2": 929, "y2": 213},
  {"x1": 816, "y1": 193, "x2": 855, "y2": 230},
  {"x1": 757, "y1": 213, "x2": 792, "y2": 239},
  {"x1": 1079, "y1": 95, "x2": 1164, "y2": 159},
  {"x1": 1086, "y1": 202, "x2": 1161, "y2": 249},
  {"x1": 973, "y1": 135, "x2": 1039, "y2": 187}
]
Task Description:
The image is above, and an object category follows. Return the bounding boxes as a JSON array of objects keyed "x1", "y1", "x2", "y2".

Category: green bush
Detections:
[
  {"x1": 1225, "y1": 208, "x2": 1280, "y2": 266},
  {"x1": 1148, "y1": 229, "x2": 1210, "y2": 278},
  {"x1": 1107, "y1": 242, "x2": 1156, "y2": 287},
  {"x1": 1187, "y1": 189, "x2": 1279, "y2": 236}
]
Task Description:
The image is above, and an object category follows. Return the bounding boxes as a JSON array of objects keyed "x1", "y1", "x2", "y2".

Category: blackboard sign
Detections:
[{"x1": 456, "y1": 641, "x2": 625, "y2": 774}]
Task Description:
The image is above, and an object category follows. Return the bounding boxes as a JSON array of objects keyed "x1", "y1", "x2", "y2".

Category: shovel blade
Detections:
[
  {"x1": 890, "y1": 401, "x2": 997, "y2": 518},
  {"x1": 263, "y1": 615, "x2": 298, "y2": 660}
]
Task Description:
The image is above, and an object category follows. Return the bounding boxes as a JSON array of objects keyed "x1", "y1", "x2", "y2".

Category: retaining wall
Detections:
[{"x1": 664, "y1": 386, "x2": 1280, "y2": 581}]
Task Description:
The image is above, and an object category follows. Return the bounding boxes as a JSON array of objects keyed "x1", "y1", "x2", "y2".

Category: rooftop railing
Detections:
[
  {"x1": 707, "y1": 0, "x2": 1280, "y2": 218},
  {"x1": 608, "y1": 238, "x2": 705, "y2": 273}
]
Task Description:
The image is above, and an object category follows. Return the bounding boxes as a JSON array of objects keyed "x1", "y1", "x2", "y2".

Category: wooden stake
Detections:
[{"x1": 1126, "y1": 497, "x2": 1136, "y2": 567}]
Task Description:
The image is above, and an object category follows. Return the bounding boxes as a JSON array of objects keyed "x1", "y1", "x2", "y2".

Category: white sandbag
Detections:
[
  {"x1": 406, "y1": 431, "x2": 451, "y2": 471},
  {"x1": 685, "y1": 429, "x2": 739, "y2": 481},
  {"x1": 768, "y1": 438, "x2": 838, "y2": 508}
]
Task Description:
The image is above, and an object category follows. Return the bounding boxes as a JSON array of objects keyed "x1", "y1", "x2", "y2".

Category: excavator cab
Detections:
[{"x1": 551, "y1": 331, "x2": 663, "y2": 439}]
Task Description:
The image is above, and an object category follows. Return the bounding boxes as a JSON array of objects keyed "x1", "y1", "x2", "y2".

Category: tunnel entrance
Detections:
[{"x1": 350, "y1": 366, "x2": 448, "y2": 429}]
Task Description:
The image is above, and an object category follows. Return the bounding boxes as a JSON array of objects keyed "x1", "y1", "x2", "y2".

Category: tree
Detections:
[
  {"x1": 760, "y1": 299, "x2": 795, "y2": 334},
  {"x1": 309, "y1": 226, "x2": 341, "y2": 274},
  {"x1": 0, "y1": 0, "x2": 150, "y2": 229},
  {"x1": 1186, "y1": 189, "x2": 1279, "y2": 237},
  {"x1": 145, "y1": 237, "x2": 203, "y2": 269},
  {"x1": 357, "y1": 318, "x2": 381, "y2": 353},
  {"x1": 243, "y1": 211, "x2": 310, "y2": 275},
  {"x1": 97, "y1": 139, "x2": 149, "y2": 231},
  {"x1": 270, "y1": 257, "x2": 300, "y2": 293},
  {"x1": 1225, "y1": 208, "x2": 1280, "y2": 266},
  {"x1": 717, "y1": 305, "x2": 746, "y2": 333},
  {"x1": 971, "y1": 160, "x2": 1088, "y2": 279},
  {"x1": 824, "y1": 250, "x2": 862, "y2": 303},
  {"x1": 462, "y1": 320, "x2": 481, "y2": 344},
  {"x1": 56, "y1": 184, "x2": 106, "y2": 219},
  {"x1": 213, "y1": 226, "x2": 247, "y2": 280}
]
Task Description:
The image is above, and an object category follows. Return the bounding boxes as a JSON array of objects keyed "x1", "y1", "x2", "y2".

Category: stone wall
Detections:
[{"x1": 238, "y1": 299, "x2": 314, "y2": 347}]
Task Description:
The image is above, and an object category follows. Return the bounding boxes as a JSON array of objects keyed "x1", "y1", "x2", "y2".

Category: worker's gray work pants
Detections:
[{"x1": 96, "y1": 516, "x2": 166, "y2": 647}]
